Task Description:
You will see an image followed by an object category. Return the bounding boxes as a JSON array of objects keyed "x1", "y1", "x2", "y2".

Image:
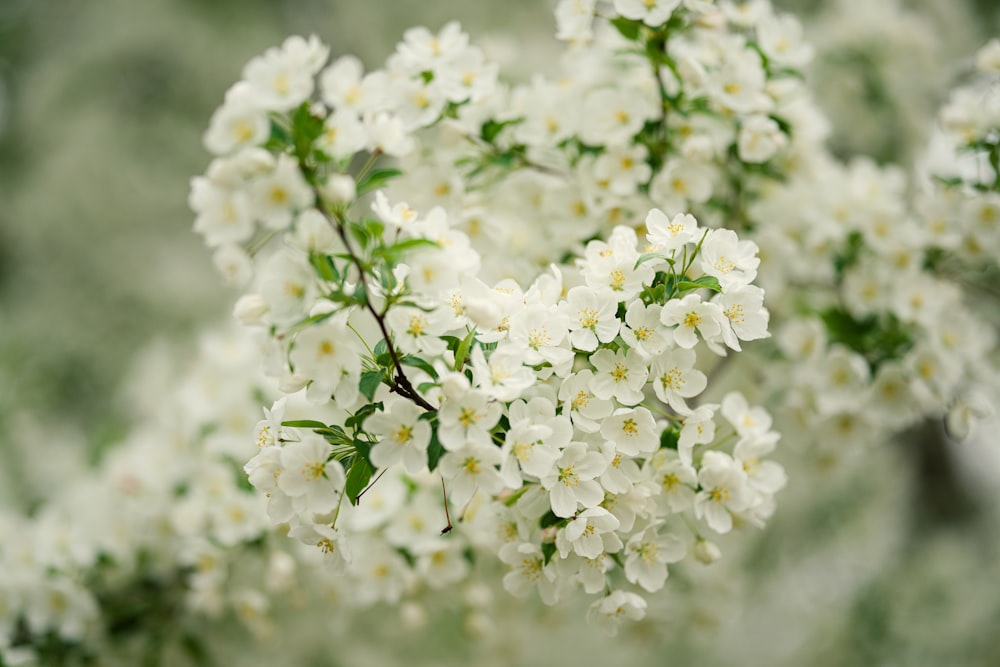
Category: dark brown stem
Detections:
[
  {"x1": 440, "y1": 475, "x2": 453, "y2": 534},
  {"x1": 355, "y1": 467, "x2": 389, "y2": 505},
  {"x1": 313, "y1": 197, "x2": 437, "y2": 413}
]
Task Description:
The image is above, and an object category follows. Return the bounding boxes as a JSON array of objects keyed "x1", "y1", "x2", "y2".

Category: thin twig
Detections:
[
  {"x1": 355, "y1": 467, "x2": 389, "y2": 505},
  {"x1": 440, "y1": 475, "x2": 453, "y2": 534},
  {"x1": 312, "y1": 197, "x2": 437, "y2": 413}
]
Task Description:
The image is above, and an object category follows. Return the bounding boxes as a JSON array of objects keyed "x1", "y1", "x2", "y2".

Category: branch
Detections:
[{"x1": 313, "y1": 197, "x2": 437, "y2": 413}]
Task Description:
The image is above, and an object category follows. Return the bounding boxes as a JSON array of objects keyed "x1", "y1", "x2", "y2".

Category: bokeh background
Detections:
[{"x1": 1, "y1": 0, "x2": 999, "y2": 664}]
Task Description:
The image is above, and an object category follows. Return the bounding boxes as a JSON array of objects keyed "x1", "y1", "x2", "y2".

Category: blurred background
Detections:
[{"x1": 1, "y1": 0, "x2": 998, "y2": 664}]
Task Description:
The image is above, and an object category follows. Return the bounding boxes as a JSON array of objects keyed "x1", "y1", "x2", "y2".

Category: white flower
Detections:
[
  {"x1": 212, "y1": 244, "x2": 253, "y2": 288},
  {"x1": 368, "y1": 398, "x2": 432, "y2": 475},
  {"x1": 557, "y1": 508, "x2": 622, "y2": 559},
  {"x1": 189, "y1": 177, "x2": 253, "y2": 247},
  {"x1": 499, "y1": 542, "x2": 558, "y2": 602},
  {"x1": 203, "y1": 82, "x2": 269, "y2": 156},
  {"x1": 508, "y1": 303, "x2": 574, "y2": 371},
  {"x1": 470, "y1": 345, "x2": 535, "y2": 403},
  {"x1": 713, "y1": 285, "x2": 770, "y2": 351},
  {"x1": 650, "y1": 453, "x2": 698, "y2": 513},
  {"x1": 316, "y1": 109, "x2": 368, "y2": 160},
  {"x1": 694, "y1": 451, "x2": 751, "y2": 534},
  {"x1": 320, "y1": 55, "x2": 388, "y2": 114},
  {"x1": 243, "y1": 35, "x2": 328, "y2": 112},
  {"x1": 277, "y1": 435, "x2": 345, "y2": 515},
  {"x1": 946, "y1": 393, "x2": 993, "y2": 440},
  {"x1": 289, "y1": 317, "x2": 362, "y2": 400},
  {"x1": 541, "y1": 443, "x2": 608, "y2": 518},
  {"x1": 558, "y1": 370, "x2": 615, "y2": 433},
  {"x1": 288, "y1": 523, "x2": 350, "y2": 573},
  {"x1": 660, "y1": 294, "x2": 726, "y2": 350},
  {"x1": 587, "y1": 590, "x2": 647, "y2": 635},
  {"x1": 414, "y1": 540, "x2": 470, "y2": 589},
  {"x1": 738, "y1": 114, "x2": 787, "y2": 163},
  {"x1": 678, "y1": 404, "x2": 717, "y2": 466},
  {"x1": 623, "y1": 526, "x2": 686, "y2": 592},
  {"x1": 699, "y1": 228, "x2": 760, "y2": 290},
  {"x1": 555, "y1": 0, "x2": 597, "y2": 44},
  {"x1": 579, "y1": 88, "x2": 658, "y2": 147},
  {"x1": 589, "y1": 348, "x2": 649, "y2": 406},
  {"x1": 614, "y1": 0, "x2": 681, "y2": 26},
  {"x1": 649, "y1": 347, "x2": 707, "y2": 414},
  {"x1": 437, "y1": 383, "x2": 502, "y2": 451},
  {"x1": 438, "y1": 442, "x2": 506, "y2": 508},
  {"x1": 756, "y1": 14, "x2": 813, "y2": 68},
  {"x1": 562, "y1": 286, "x2": 621, "y2": 352},
  {"x1": 620, "y1": 301, "x2": 669, "y2": 359},
  {"x1": 600, "y1": 407, "x2": 659, "y2": 456},
  {"x1": 250, "y1": 154, "x2": 314, "y2": 229},
  {"x1": 645, "y1": 209, "x2": 700, "y2": 253},
  {"x1": 721, "y1": 392, "x2": 773, "y2": 439}
]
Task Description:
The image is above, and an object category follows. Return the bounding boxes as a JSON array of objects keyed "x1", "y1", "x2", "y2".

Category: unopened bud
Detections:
[
  {"x1": 279, "y1": 373, "x2": 309, "y2": 394},
  {"x1": 233, "y1": 294, "x2": 268, "y2": 325},
  {"x1": 321, "y1": 174, "x2": 356, "y2": 204},
  {"x1": 400, "y1": 602, "x2": 427, "y2": 630},
  {"x1": 694, "y1": 538, "x2": 722, "y2": 565},
  {"x1": 464, "y1": 296, "x2": 502, "y2": 331}
]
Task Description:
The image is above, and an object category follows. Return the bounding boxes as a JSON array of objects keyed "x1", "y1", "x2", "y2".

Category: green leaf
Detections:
[
  {"x1": 453, "y1": 328, "x2": 478, "y2": 371},
  {"x1": 282, "y1": 311, "x2": 335, "y2": 338},
  {"x1": 401, "y1": 355, "x2": 438, "y2": 379},
  {"x1": 481, "y1": 117, "x2": 524, "y2": 144},
  {"x1": 345, "y1": 457, "x2": 375, "y2": 505},
  {"x1": 309, "y1": 253, "x2": 340, "y2": 282},
  {"x1": 319, "y1": 425, "x2": 352, "y2": 446},
  {"x1": 282, "y1": 420, "x2": 330, "y2": 429},
  {"x1": 292, "y1": 103, "x2": 324, "y2": 140},
  {"x1": 660, "y1": 426, "x2": 680, "y2": 450},
  {"x1": 541, "y1": 541, "x2": 557, "y2": 565},
  {"x1": 264, "y1": 118, "x2": 292, "y2": 152},
  {"x1": 359, "y1": 370, "x2": 384, "y2": 402},
  {"x1": 345, "y1": 402, "x2": 381, "y2": 431},
  {"x1": 539, "y1": 510, "x2": 561, "y2": 529},
  {"x1": 634, "y1": 252, "x2": 675, "y2": 270},
  {"x1": 610, "y1": 16, "x2": 642, "y2": 41},
  {"x1": 356, "y1": 167, "x2": 403, "y2": 195},
  {"x1": 376, "y1": 237, "x2": 440, "y2": 264},
  {"x1": 427, "y1": 426, "x2": 445, "y2": 472},
  {"x1": 676, "y1": 275, "x2": 722, "y2": 294}
]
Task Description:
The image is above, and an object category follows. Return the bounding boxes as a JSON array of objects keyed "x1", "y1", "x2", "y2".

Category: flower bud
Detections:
[
  {"x1": 463, "y1": 611, "x2": 495, "y2": 639},
  {"x1": 279, "y1": 373, "x2": 309, "y2": 394},
  {"x1": 464, "y1": 296, "x2": 502, "y2": 331},
  {"x1": 400, "y1": 602, "x2": 427, "y2": 630},
  {"x1": 266, "y1": 552, "x2": 297, "y2": 593},
  {"x1": 321, "y1": 174, "x2": 356, "y2": 204},
  {"x1": 946, "y1": 393, "x2": 993, "y2": 440},
  {"x1": 213, "y1": 244, "x2": 253, "y2": 287},
  {"x1": 233, "y1": 294, "x2": 269, "y2": 325},
  {"x1": 694, "y1": 538, "x2": 722, "y2": 565},
  {"x1": 463, "y1": 582, "x2": 493, "y2": 608}
]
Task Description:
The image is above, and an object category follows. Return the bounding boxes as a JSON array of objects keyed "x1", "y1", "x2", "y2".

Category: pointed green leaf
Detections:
[
  {"x1": 427, "y1": 426, "x2": 445, "y2": 472},
  {"x1": 453, "y1": 328, "x2": 478, "y2": 371},
  {"x1": 356, "y1": 168, "x2": 403, "y2": 195},
  {"x1": 282, "y1": 420, "x2": 330, "y2": 429},
  {"x1": 345, "y1": 457, "x2": 375, "y2": 505},
  {"x1": 359, "y1": 370, "x2": 384, "y2": 402},
  {"x1": 635, "y1": 252, "x2": 675, "y2": 270}
]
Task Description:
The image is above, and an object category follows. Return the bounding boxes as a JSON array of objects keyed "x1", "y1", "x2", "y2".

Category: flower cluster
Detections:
[
  {"x1": 192, "y1": 13, "x2": 785, "y2": 627},
  {"x1": 384, "y1": 0, "x2": 825, "y2": 281},
  {"x1": 0, "y1": 332, "x2": 329, "y2": 664},
  {"x1": 751, "y1": 40, "x2": 1000, "y2": 453}
]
